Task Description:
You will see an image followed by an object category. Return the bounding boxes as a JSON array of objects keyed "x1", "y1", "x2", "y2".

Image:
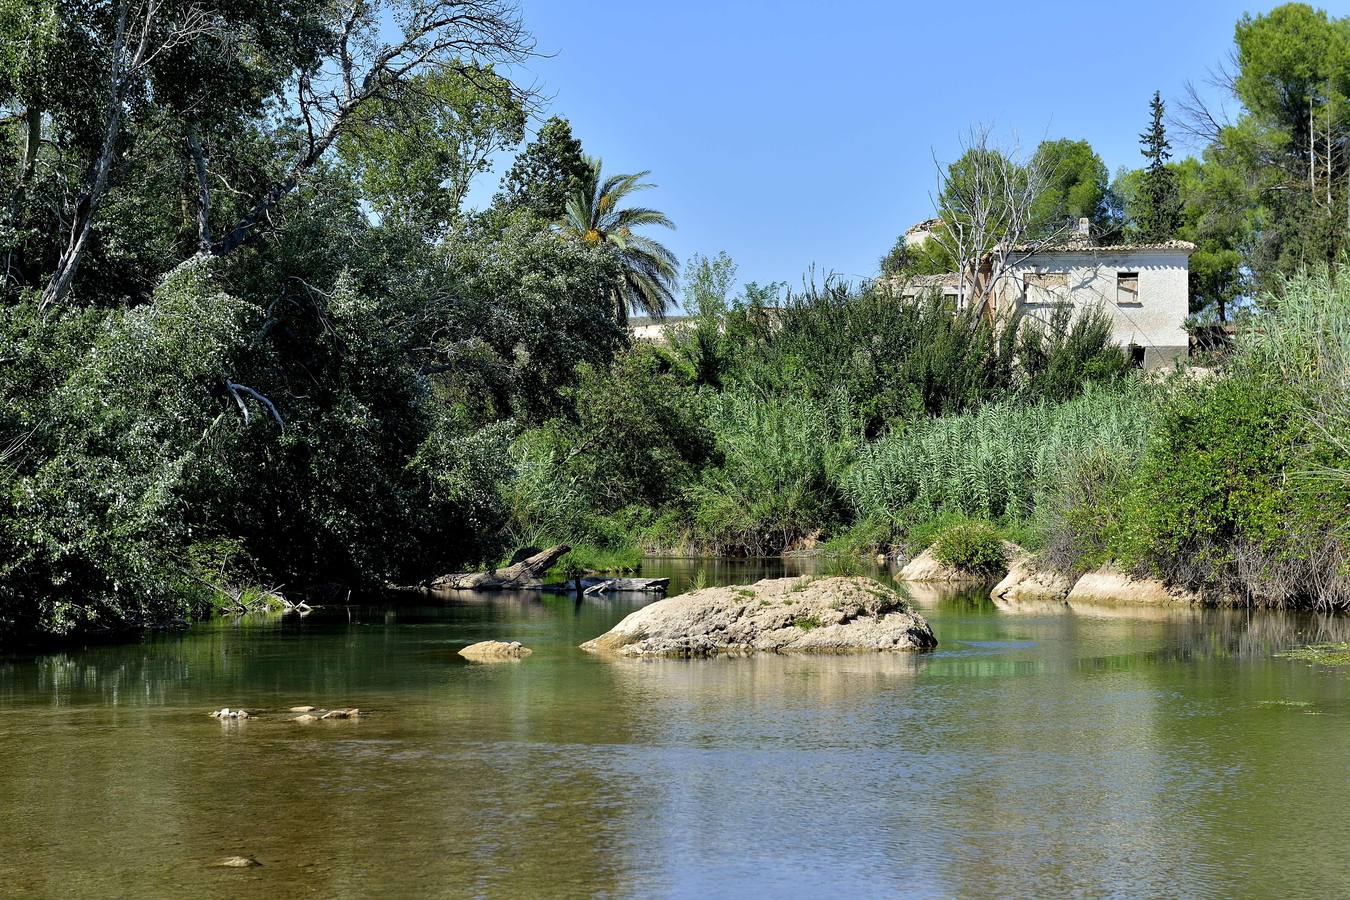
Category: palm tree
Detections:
[{"x1": 560, "y1": 156, "x2": 678, "y2": 326}]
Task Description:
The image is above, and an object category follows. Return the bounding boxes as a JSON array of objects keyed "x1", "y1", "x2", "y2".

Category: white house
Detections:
[{"x1": 896, "y1": 219, "x2": 1194, "y2": 369}]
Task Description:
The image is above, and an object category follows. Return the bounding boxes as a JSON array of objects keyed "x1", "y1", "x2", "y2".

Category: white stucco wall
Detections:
[{"x1": 1000, "y1": 248, "x2": 1191, "y2": 367}]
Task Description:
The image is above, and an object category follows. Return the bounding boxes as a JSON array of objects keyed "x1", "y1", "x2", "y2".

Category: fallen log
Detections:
[
  {"x1": 431, "y1": 544, "x2": 571, "y2": 591},
  {"x1": 540, "y1": 577, "x2": 669, "y2": 596},
  {"x1": 583, "y1": 577, "x2": 670, "y2": 596}
]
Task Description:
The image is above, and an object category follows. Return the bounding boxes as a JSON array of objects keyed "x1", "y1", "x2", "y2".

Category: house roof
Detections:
[
  {"x1": 905, "y1": 217, "x2": 942, "y2": 235},
  {"x1": 1011, "y1": 238, "x2": 1196, "y2": 254}
]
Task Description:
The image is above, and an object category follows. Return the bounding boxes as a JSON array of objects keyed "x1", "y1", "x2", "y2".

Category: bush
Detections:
[
  {"x1": 930, "y1": 521, "x2": 1007, "y2": 575},
  {"x1": 683, "y1": 389, "x2": 860, "y2": 555}
]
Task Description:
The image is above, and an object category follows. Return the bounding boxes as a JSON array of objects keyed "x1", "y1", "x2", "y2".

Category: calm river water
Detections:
[{"x1": 3, "y1": 557, "x2": 1350, "y2": 898}]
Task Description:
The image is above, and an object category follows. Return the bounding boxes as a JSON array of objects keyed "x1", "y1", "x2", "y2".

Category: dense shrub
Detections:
[
  {"x1": 930, "y1": 521, "x2": 1008, "y2": 575},
  {"x1": 0, "y1": 262, "x2": 254, "y2": 636},
  {"x1": 845, "y1": 383, "x2": 1155, "y2": 526},
  {"x1": 681, "y1": 390, "x2": 860, "y2": 555}
]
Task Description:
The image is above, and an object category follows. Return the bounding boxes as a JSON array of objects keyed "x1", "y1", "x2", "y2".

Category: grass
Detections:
[
  {"x1": 792, "y1": 615, "x2": 822, "y2": 631},
  {"x1": 844, "y1": 382, "x2": 1155, "y2": 527},
  {"x1": 534, "y1": 542, "x2": 642, "y2": 581}
]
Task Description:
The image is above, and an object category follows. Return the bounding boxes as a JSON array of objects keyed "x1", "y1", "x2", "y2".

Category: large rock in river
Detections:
[
  {"x1": 1066, "y1": 565, "x2": 1200, "y2": 606},
  {"x1": 991, "y1": 547, "x2": 1073, "y2": 605},
  {"x1": 898, "y1": 542, "x2": 1014, "y2": 585},
  {"x1": 580, "y1": 576, "x2": 936, "y2": 658}
]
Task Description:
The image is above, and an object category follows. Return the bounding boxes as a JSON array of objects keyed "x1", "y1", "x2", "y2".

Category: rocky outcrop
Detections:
[
  {"x1": 433, "y1": 545, "x2": 570, "y2": 590},
  {"x1": 991, "y1": 548, "x2": 1073, "y2": 605},
  {"x1": 580, "y1": 576, "x2": 936, "y2": 658},
  {"x1": 899, "y1": 543, "x2": 1012, "y2": 585},
  {"x1": 459, "y1": 640, "x2": 533, "y2": 661},
  {"x1": 1066, "y1": 565, "x2": 1200, "y2": 606}
]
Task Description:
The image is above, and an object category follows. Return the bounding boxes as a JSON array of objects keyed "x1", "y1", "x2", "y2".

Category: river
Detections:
[{"x1": 2, "y1": 557, "x2": 1349, "y2": 898}]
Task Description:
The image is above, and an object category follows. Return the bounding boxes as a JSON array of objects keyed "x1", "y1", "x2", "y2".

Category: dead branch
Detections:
[{"x1": 224, "y1": 380, "x2": 286, "y2": 432}]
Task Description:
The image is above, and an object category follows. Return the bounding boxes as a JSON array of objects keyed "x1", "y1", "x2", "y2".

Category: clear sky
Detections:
[{"x1": 473, "y1": 0, "x2": 1286, "y2": 300}]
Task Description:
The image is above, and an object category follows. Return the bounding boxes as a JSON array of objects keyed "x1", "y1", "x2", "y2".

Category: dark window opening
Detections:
[{"x1": 1117, "y1": 271, "x2": 1140, "y2": 304}]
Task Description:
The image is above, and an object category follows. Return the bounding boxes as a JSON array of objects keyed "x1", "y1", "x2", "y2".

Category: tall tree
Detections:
[
  {"x1": 559, "y1": 157, "x2": 678, "y2": 326},
  {"x1": 1135, "y1": 91, "x2": 1182, "y2": 242},
  {"x1": 338, "y1": 66, "x2": 525, "y2": 233},
  {"x1": 927, "y1": 127, "x2": 1068, "y2": 315},
  {"x1": 493, "y1": 116, "x2": 588, "y2": 221},
  {"x1": 1028, "y1": 138, "x2": 1111, "y2": 235}
]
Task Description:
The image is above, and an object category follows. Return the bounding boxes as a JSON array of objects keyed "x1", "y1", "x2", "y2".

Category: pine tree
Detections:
[
  {"x1": 492, "y1": 116, "x2": 590, "y2": 222},
  {"x1": 1135, "y1": 91, "x2": 1182, "y2": 242}
]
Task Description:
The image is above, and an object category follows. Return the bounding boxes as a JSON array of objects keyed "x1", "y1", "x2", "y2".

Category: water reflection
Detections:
[{"x1": 3, "y1": 558, "x2": 1350, "y2": 897}]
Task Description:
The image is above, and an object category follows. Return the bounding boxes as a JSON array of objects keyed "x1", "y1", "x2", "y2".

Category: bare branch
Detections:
[{"x1": 225, "y1": 380, "x2": 286, "y2": 433}]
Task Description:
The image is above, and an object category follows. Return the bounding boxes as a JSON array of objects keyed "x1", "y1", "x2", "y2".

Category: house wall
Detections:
[{"x1": 1000, "y1": 249, "x2": 1191, "y2": 369}]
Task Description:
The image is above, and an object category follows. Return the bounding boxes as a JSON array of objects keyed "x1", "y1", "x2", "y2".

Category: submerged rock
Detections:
[
  {"x1": 459, "y1": 640, "x2": 532, "y2": 661},
  {"x1": 580, "y1": 576, "x2": 936, "y2": 658},
  {"x1": 320, "y1": 708, "x2": 360, "y2": 719},
  {"x1": 991, "y1": 548, "x2": 1073, "y2": 605},
  {"x1": 209, "y1": 708, "x2": 250, "y2": 720},
  {"x1": 292, "y1": 714, "x2": 320, "y2": 723},
  {"x1": 289, "y1": 705, "x2": 316, "y2": 713},
  {"x1": 214, "y1": 856, "x2": 261, "y2": 868},
  {"x1": 1066, "y1": 565, "x2": 1199, "y2": 606}
]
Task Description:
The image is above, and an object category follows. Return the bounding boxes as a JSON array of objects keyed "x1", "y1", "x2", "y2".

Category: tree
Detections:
[
  {"x1": 493, "y1": 116, "x2": 589, "y2": 221},
  {"x1": 1179, "y1": 5, "x2": 1350, "y2": 287},
  {"x1": 559, "y1": 156, "x2": 678, "y2": 326},
  {"x1": 338, "y1": 66, "x2": 525, "y2": 232},
  {"x1": 19, "y1": 0, "x2": 537, "y2": 308},
  {"x1": 928, "y1": 127, "x2": 1070, "y2": 315},
  {"x1": 1029, "y1": 138, "x2": 1111, "y2": 235},
  {"x1": 682, "y1": 251, "x2": 737, "y2": 318},
  {"x1": 1134, "y1": 91, "x2": 1182, "y2": 242}
]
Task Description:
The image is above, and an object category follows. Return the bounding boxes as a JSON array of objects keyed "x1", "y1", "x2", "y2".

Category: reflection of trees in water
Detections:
[{"x1": 0, "y1": 600, "x2": 653, "y2": 897}]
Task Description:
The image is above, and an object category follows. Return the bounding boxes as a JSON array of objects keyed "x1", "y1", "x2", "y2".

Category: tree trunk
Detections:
[
  {"x1": 4, "y1": 101, "x2": 41, "y2": 285},
  {"x1": 186, "y1": 125, "x2": 212, "y2": 252}
]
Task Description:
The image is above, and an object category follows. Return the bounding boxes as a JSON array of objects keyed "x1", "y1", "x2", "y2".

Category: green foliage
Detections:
[
  {"x1": 493, "y1": 116, "x2": 590, "y2": 222},
  {"x1": 930, "y1": 521, "x2": 1007, "y2": 575},
  {"x1": 1029, "y1": 138, "x2": 1112, "y2": 234},
  {"x1": 0, "y1": 260, "x2": 253, "y2": 636},
  {"x1": 1014, "y1": 303, "x2": 1132, "y2": 402},
  {"x1": 547, "y1": 544, "x2": 642, "y2": 579},
  {"x1": 845, "y1": 383, "x2": 1155, "y2": 528},
  {"x1": 1134, "y1": 91, "x2": 1182, "y2": 242},
  {"x1": 681, "y1": 390, "x2": 860, "y2": 556},
  {"x1": 559, "y1": 157, "x2": 679, "y2": 324},
  {"x1": 339, "y1": 66, "x2": 526, "y2": 232}
]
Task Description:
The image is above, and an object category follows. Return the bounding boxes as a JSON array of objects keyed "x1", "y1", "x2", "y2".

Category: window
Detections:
[
  {"x1": 1117, "y1": 271, "x2": 1140, "y2": 304},
  {"x1": 1023, "y1": 271, "x2": 1067, "y2": 304}
]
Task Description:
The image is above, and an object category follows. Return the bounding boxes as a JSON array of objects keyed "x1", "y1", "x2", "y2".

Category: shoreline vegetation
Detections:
[{"x1": 4, "y1": 4, "x2": 1350, "y2": 644}]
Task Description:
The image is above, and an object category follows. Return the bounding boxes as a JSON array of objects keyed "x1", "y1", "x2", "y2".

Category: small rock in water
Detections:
[
  {"x1": 459, "y1": 640, "x2": 532, "y2": 661},
  {"x1": 214, "y1": 856, "x2": 261, "y2": 868},
  {"x1": 292, "y1": 714, "x2": 320, "y2": 723},
  {"x1": 321, "y1": 708, "x2": 359, "y2": 720},
  {"x1": 289, "y1": 705, "x2": 316, "y2": 712},
  {"x1": 209, "y1": 708, "x2": 249, "y2": 719}
]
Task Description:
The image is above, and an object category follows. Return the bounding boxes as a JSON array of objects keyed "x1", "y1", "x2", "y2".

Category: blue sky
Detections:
[{"x1": 471, "y1": 1, "x2": 1285, "y2": 300}]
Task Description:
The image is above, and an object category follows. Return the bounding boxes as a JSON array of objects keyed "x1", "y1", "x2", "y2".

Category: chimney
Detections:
[{"x1": 1076, "y1": 217, "x2": 1091, "y2": 237}]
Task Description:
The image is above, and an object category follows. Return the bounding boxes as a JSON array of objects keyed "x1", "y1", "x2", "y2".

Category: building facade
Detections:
[{"x1": 895, "y1": 221, "x2": 1194, "y2": 369}]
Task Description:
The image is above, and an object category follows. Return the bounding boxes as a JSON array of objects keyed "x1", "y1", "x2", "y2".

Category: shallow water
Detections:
[{"x1": 3, "y1": 557, "x2": 1350, "y2": 898}]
